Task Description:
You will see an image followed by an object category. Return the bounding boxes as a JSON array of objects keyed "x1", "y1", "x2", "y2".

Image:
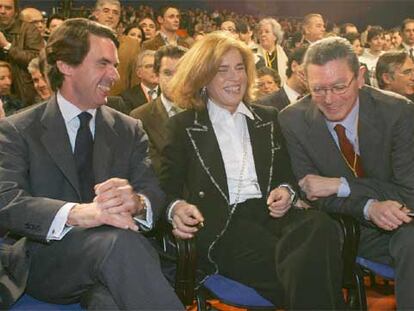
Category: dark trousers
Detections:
[
  {"x1": 212, "y1": 199, "x2": 345, "y2": 310},
  {"x1": 25, "y1": 226, "x2": 184, "y2": 310},
  {"x1": 359, "y1": 223, "x2": 414, "y2": 309}
]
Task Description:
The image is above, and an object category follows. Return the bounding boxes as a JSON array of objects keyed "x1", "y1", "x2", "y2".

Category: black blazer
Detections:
[
  {"x1": 120, "y1": 85, "x2": 152, "y2": 114},
  {"x1": 259, "y1": 87, "x2": 291, "y2": 111},
  {"x1": 159, "y1": 103, "x2": 296, "y2": 272}
]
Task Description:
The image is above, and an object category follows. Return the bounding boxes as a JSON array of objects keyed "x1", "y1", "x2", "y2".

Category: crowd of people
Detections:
[{"x1": 1, "y1": 0, "x2": 414, "y2": 309}]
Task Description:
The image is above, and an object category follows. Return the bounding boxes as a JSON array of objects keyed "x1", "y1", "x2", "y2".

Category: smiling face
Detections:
[
  {"x1": 385, "y1": 56, "x2": 414, "y2": 96},
  {"x1": 307, "y1": 58, "x2": 364, "y2": 121},
  {"x1": 60, "y1": 34, "x2": 120, "y2": 110},
  {"x1": 0, "y1": 66, "x2": 11, "y2": 95},
  {"x1": 206, "y1": 48, "x2": 247, "y2": 113},
  {"x1": 31, "y1": 69, "x2": 51, "y2": 100},
  {"x1": 94, "y1": 3, "x2": 120, "y2": 30}
]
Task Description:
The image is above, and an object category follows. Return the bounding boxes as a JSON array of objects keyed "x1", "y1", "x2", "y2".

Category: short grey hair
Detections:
[
  {"x1": 303, "y1": 36, "x2": 360, "y2": 77},
  {"x1": 27, "y1": 57, "x2": 40, "y2": 74},
  {"x1": 135, "y1": 49, "x2": 156, "y2": 68},
  {"x1": 258, "y1": 18, "x2": 284, "y2": 44},
  {"x1": 94, "y1": 0, "x2": 121, "y2": 11}
]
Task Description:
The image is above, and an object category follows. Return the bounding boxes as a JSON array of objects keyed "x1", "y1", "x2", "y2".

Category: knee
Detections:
[{"x1": 390, "y1": 224, "x2": 414, "y2": 257}]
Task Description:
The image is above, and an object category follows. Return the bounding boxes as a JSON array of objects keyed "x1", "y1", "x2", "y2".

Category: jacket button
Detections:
[{"x1": 198, "y1": 191, "x2": 205, "y2": 198}]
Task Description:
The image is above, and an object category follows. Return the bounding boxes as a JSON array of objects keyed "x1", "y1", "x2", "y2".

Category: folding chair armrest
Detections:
[{"x1": 175, "y1": 237, "x2": 197, "y2": 306}]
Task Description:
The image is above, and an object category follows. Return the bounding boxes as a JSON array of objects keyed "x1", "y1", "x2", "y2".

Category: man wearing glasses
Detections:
[{"x1": 279, "y1": 36, "x2": 414, "y2": 309}]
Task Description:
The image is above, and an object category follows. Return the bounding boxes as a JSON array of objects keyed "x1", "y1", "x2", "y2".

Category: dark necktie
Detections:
[
  {"x1": 74, "y1": 112, "x2": 95, "y2": 202},
  {"x1": 334, "y1": 124, "x2": 364, "y2": 177}
]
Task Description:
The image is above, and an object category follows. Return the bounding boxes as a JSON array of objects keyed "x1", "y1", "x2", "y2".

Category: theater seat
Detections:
[{"x1": 10, "y1": 295, "x2": 82, "y2": 310}]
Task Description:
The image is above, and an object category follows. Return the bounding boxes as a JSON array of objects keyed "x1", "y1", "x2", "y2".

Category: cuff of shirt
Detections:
[
  {"x1": 46, "y1": 202, "x2": 76, "y2": 241},
  {"x1": 278, "y1": 183, "x2": 297, "y2": 204},
  {"x1": 166, "y1": 199, "x2": 184, "y2": 223},
  {"x1": 337, "y1": 177, "x2": 351, "y2": 197},
  {"x1": 133, "y1": 194, "x2": 153, "y2": 231},
  {"x1": 363, "y1": 199, "x2": 376, "y2": 220}
]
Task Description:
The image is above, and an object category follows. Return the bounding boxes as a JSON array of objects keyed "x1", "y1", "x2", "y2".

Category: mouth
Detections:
[
  {"x1": 98, "y1": 83, "x2": 113, "y2": 96},
  {"x1": 223, "y1": 85, "x2": 241, "y2": 94}
]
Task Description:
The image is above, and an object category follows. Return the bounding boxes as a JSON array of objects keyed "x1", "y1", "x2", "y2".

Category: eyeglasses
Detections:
[{"x1": 310, "y1": 76, "x2": 355, "y2": 97}]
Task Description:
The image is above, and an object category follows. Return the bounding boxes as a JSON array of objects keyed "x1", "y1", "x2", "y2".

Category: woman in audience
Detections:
[
  {"x1": 257, "y1": 18, "x2": 288, "y2": 84},
  {"x1": 0, "y1": 61, "x2": 23, "y2": 117},
  {"x1": 124, "y1": 23, "x2": 145, "y2": 45},
  {"x1": 160, "y1": 31, "x2": 345, "y2": 309},
  {"x1": 256, "y1": 66, "x2": 281, "y2": 98}
]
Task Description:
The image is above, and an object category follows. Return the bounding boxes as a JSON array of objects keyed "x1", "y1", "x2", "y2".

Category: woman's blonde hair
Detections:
[{"x1": 169, "y1": 31, "x2": 257, "y2": 110}]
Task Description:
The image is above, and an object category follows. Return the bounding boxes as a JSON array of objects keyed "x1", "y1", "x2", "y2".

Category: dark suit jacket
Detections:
[
  {"x1": 0, "y1": 96, "x2": 165, "y2": 304},
  {"x1": 278, "y1": 86, "x2": 414, "y2": 220},
  {"x1": 259, "y1": 87, "x2": 291, "y2": 111},
  {"x1": 159, "y1": 104, "x2": 296, "y2": 272},
  {"x1": 130, "y1": 97, "x2": 169, "y2": 176},
  {"x1": 120, "y1": 85, "x2": 153, "y2": 114},
  {"x1": 142, "y1": 33, "x2": 190, "y2": 51}
]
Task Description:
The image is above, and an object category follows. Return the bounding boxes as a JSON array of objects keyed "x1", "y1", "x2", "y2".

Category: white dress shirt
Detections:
[
  {"x1": 283, "y1": 84, "x2": 301, "y2": 105},
  {"x1": 207, "y1": 99, "x2": 262, "y2": 204}
]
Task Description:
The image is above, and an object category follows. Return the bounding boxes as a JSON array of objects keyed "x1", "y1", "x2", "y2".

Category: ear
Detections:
[
  {"x1": 381, "y1": 72, "x2": 393, "y2": 85},
  {"x1": 157, "y1": 16, "x2": 163, "y2": 25},
  {"x1": 291, "y1": 60, "x2": 300, "y2": 73},
  {"x1": 56, "y1": 60, "x2": 74, "y2": 77},
  {"x1": 357, "y1": 65, "x2": 366, "y2": 88}
]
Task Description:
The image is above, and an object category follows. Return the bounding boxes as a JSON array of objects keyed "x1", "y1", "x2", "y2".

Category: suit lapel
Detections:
[
  {"x1": 247, "y1": 106, "x2": 275, "y2": 195},
  {"x1": 93, "y1": 107, "x2": 116, "y2": 184},
  {"x1": 40, "y1": 97, "x2": 80, "y2": 197},
  {"x1": 357, "y1": 89, "x2": 383, "y2": 176},
  {"x1": 187, "y1": 108, "x2": 229, "y2": 203}
]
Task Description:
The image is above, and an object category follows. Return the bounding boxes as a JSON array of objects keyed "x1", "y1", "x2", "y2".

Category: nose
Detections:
[
  {"x1": 38, "y1": 77, "x2": 47, "y2": 87},
  {"x1": 324, "y1": 90, "x2": 334, "y2": 103},
  {"x1": 109, "y1": 65, "x2": 120, "y2": 82}
]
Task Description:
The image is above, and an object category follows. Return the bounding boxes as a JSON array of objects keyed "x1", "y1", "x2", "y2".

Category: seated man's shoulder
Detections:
[
  {"x1": 130, "y1": 101, "x2": 151, "y2": 119},
  {"x1": 362, "y1": 85, "x2": 414, "y2": 113},
  {"x1": 1, "y1": 102, "x2": 47, "y2": 131}
]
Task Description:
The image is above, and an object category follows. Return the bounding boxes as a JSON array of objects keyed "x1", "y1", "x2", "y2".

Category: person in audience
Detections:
[
  {"x1": 142, "y1": 5, "x2": 189, "y2": 50},
  {"x1": 123, "y1": 23, "x2": 145, "y2": 44},
  {"x1": 0, "y1": 0, "x2": 43, "y2": 106},
  {"x1": 359, "y1": 25, "x2": 384, "y2": 86},
  {"x1": 340, "y1": 23, "x2": 358, "y2": 35},
  {"x1": 0, "y1": 18, "x2": 183, "y2": 310},
  {"x1": 20, "y1": 7, "x2": 46, "y2": 39},
  {"x1": 46, "y1": 14, "x2": 65, "y2": 36},
  {"x1": 130, "y1": 45, "x2": 186, "y2": 176},
  {"x1": 390, "y1": 27, "x2": 403, "y2": 50},
  {"x1": 400, "y1": 18, "x2": 414, "y2": 57},
  {"x1": 121, "y1": 50, "x2": 159, "y2": 113},
  {"x1": 376, "y1": 51, "x2": 414, "y2": 99},
  {"x1": 257, "y1": 18, "x2": 288, "y2": 83},
  {"x1": 342, "y1": 32, "x2": 363, "y2": 56},
  {"x1": 260, "y1": 46, "x2": 308, "y2": 110},
  {"x1": 93, "y1": 0, "x2": 141, "y2": 95},
  {"x1": 278, "y1": 36, "x2": 414, "y2": 310},
  {"x1": 256, "y1": 66, "x2": 280, "y2": 98},
  {"x1": 0, "y1": 60, "x2": 22, "y2": 115},
  {"x1": 220, "y1": 19, "x2": 238, "y2": 40},
  {"x1": 139, "y1": 16, "x2": 157, "y2": 41},
  {"x1": 383, "y1": 31, "x2": 393, "y2": 51},
  {"x1": 302, "y1": 13, "x2": 326, "y2": 45},
  {"x1": 27, "y1": 56, "x2": 52, "y2": 102},
  {"x1": 160, "y1": 31, "x2": 345, "y2": 310}
]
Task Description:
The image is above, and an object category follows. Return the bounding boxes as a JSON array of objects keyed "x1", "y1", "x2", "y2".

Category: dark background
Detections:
[{"x1": 20, "y1": 0, "x2": 414, "y2": 29}]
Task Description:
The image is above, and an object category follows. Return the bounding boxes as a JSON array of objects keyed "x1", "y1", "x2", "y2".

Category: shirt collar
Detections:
[
  {"x1": 403, "y1": 42, "x2": 414, "y2": 50},
  {"x1": 325, "y1": 98, "x2": 360, "y2": 134},
  {"x1": 161, "y1": 93, "x2": 176, "y2": 113},
  {"x1": 283, "y1": 84, "x2": 301, "y2": 104},
  {"x1": 207, "y1": 98, "x2": 254, "y2": 124},
  {"x1": 57, "y1": 91, "x2": 97, "y2": 124}
]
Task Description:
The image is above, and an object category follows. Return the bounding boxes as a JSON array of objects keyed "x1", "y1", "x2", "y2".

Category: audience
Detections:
[
  {"x1": 0, "y1": 60, "x2": 22, "y2": 115},
  {"x1": 27, "y1": 56, "x2": 52, "y2": 102},
  {"x1": 302, "y1": 13, "x2": 326, "y2": 45},
  {"x1": 256, "y1": 66, "x2": 280, "y2": 98},
  {"x1": 400, "y1": 18, "x2": 414, "y2": 57},
  {"x1": 138, "y1": 16, "x2": 157, "y2": 41}
]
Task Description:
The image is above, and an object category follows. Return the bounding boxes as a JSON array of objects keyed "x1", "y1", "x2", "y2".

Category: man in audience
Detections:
[
  {"x1": 20, "y1": 7, "x2": 46, "y2": 38},
  {"x1": 93, "y1": 0, "x2": 140, "y2": 95},
  {"x1": 260, "y1": 47, "x2": 308, "y2": 111},
  {"x1": 139, "y1": 16, "x2": 157, "y2": 41},
  {"x1": 400, "y1": 18, "x2": 414, "y2": 58},
  {"x1": 391, "y1": 27, "x2": 403, "y2": 50},
  {"x1": 142, "y1": 5, "x2": 189, "y2": 50},
  {"x1": 220, "y1": 19, "x2": 238, "y2": 39},
  {"x1": 46, "y1": 14, "x2": 65, "y2": 36},
  {"x1": 130, "y1": 45, "x2": 186, "y2": 176},
  {"x1": 120, "y1": 50, "x2": 159, "y2": 114},
  {"x1": 279, "y1": 36, "x2": 414, "y2": 310},
  {"x1": 27, "y1": 56, "x2": 52, "y2": 102},
  {"x1": 376, "y1": 51, "x2": 414, "y2": 99},
  {"x1": 0, "y1": 18, "x2": 183, "y2": 309},
  {"x1": 302, "y1": 13, "x2": 325, "y2": 45},
  {"x1": 0, "y1": 0, "x2": 43, "y2": 106}
]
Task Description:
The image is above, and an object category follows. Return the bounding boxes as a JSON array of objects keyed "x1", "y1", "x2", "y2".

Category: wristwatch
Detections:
[{"x1": 278, "y1": 184, "x2": 298, "y2": 205}]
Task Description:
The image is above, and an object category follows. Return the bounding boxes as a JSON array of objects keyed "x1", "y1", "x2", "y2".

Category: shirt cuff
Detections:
[
  {"x1": 166, "y1": 199, "x2": 183, "y2": 223},
  {"x1": 133, "y1": 194, "x2": 153, "y2": 231},
  {"x1": 278, "y1": 183, "x2": 297, "y2": 204},
  {"x1": 363, "y1": 199, "x2": 376, "y2": 220},
  {"x1": 46, "y1": 202, "x2": 76, "y2": 241},
  {"x1": 337, "y1": 177, "x2": 351, "y2": 197}
]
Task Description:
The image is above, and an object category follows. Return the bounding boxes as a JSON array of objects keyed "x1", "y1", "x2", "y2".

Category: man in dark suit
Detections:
[
  {"x1": 259, "y1": 47, "x2": 308, "y2": 111},
  {"x1": 142, "y1": 5, "x2": 189, "y2": 51},
  {"x1": 400, "y1": 18, "x2": 414, "y2": 58},
  {"x1": 130, "y1": 45, "x2": 186, "y2": 176},
  {"x1": 279, "y1": 36, "x2": 414, "y2": 309},
  {"x1": 120, "y1": 50, "x2": 159, "y2": 114},
  {"x1": 0, "y1": 18, "x2": 183, "y2": 310}
]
